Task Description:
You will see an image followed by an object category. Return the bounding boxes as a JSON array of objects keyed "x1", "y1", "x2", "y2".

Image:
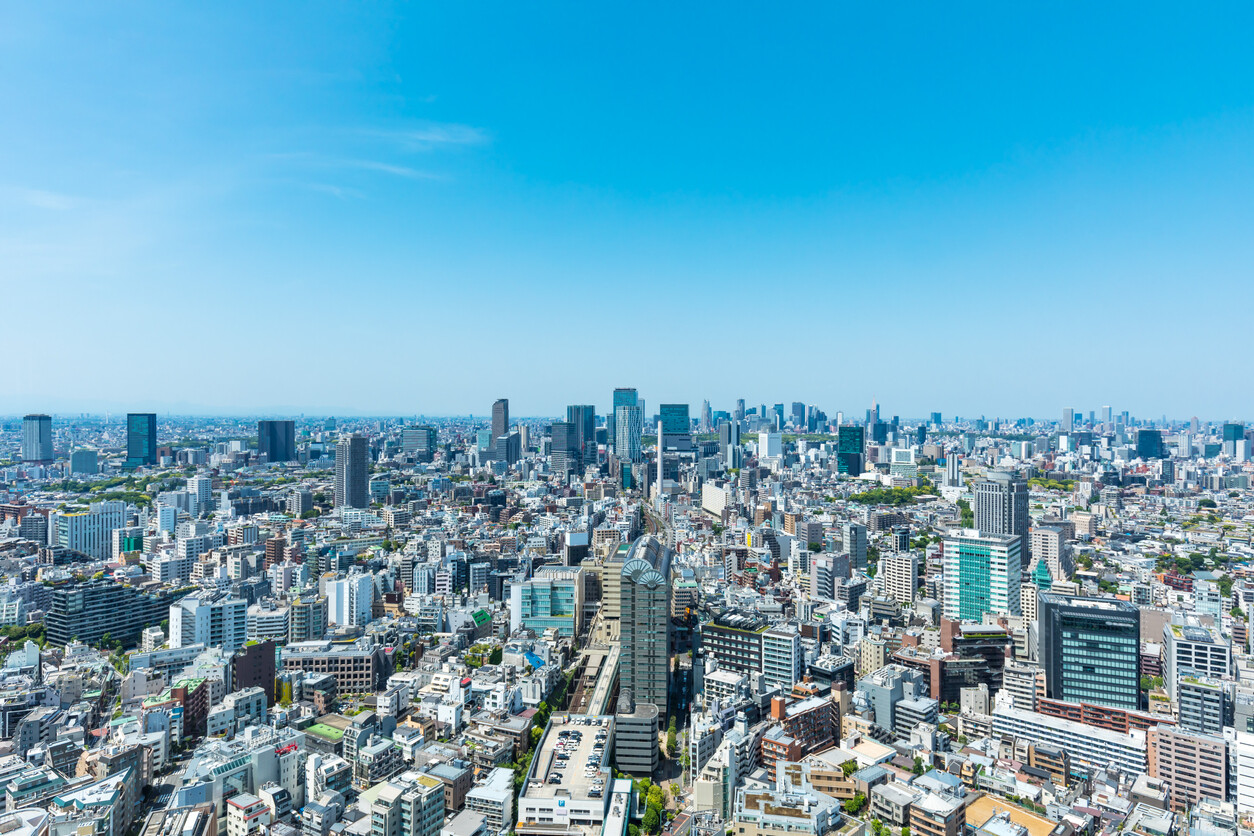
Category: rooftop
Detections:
[{"x1": 521, "y1": 714, "x2": 613, "y2": 802}]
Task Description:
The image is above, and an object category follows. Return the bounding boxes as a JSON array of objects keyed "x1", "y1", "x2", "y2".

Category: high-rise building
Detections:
[
  {"x1": 326, "y1": 573, "x2": 374, "y2": 627},
  {"x1": 973, "y1": 470, "x2": 1028, "y2": 544},
  {"x1": 619, "y1": 536, "x2": 671, "y2": 725},
  {"x1": 615, "y1": 404, "x2": 643, "y2": 463},
  {"x1": 21, "y1": 414, "x2": 53, "y2": 463},
  {"x1": 49, "y1": 500, "x2": 127, "y2": 561},
  {"x1": 837, "y1": 425, "x2": 865, "y2": 476},
  {"x1": 170, "y1": 592, "x2": 249, "y2": 653},
  {"x1": 491, "y1": 399, "x2": 509, "y2": 443},
  {"x1": 565, "y1": 405, "x2": 596, "y2": 465},
  {"x1": 608, "y1": 388, "x2": 639, "y2": 455},
  {"x1": 126, "y1": 413, "x2": 157, "y2": 469},
  {"x1": 1222, "y1": 422, "x2": 1247, "y2": 460},
  {"x1": 842, "y1": 522, "x2": 868, "y2": 572},
  {"x1": 1136, "y1": 429, "x2": 1166, "y2": 460},
  {"x1": 550, "y1": 421, "x2": 579, "y2": 476},
  {"x1": 941, "y1": 529, "x2": 1022, "y2": 621},
  {"x1": 718, "y1": 419, "x2": 742, "y2": 466},
  {"x1": 1062, "y1": 408, "x2": 1074, "y2": 433},
  {"x1": 401, "y1": 426, "x2": 438, "y2": 461},
  {"x1": 761, "y1": 625, "x2": 803, "y2": 692},
  {"x1": 70, "y1": 449, "x2": 99, "y2": 475},
  {"x1": 257, "y1": 420, "x2": 296, "y2": 463},
  {"x1": 1038, "y1": 592, "x2": 1139, "y2": 711},
  {"x1": 734, "y1": 399, "x2": 746, "y2": 421},
  {"x1": 334, "y1": 434, "x2": 368, "y2": 509}
]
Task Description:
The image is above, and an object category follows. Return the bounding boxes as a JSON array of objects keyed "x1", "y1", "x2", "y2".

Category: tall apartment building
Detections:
[
  {"x1": 1029, "y1": 525, "x2": 1069, "y2": 580},
  {"x1": 334, "y1": 434, "x2": 368, "y2": 509},
  {"x1": 1148, "y1": 726, "x2": 1227, "y2": 812},
  {"x1": 21, "y1": 414, "x2": 52, "y2": 463},
  {"x1": 941, "y1": 530, "x2": 1022, "y2": 621},
  {"x1": 881, "y1": 552, "x2": 919, "y2": 607},
  {"x1": 974, "y1": 470, "x2": 1028, "y2": 539},
  {"x1": 1038, "y1": 592, "x2": 1140, "y2": 711},
  {"x1": 619, "y1": 536, "x2": 671, "y2": 725},
  {"x1": 257, "y1": 420, "x2": 296, "y2": 463},
  {"x1": 1164, "y1": 618, "x2": 1233, "y2": 700},
  {"x1": 288, "y1": 596, "x2": 327, "y2": 643},
  {"x1": 49, "y1": 500, "x2": 126, "y2": 561},
  {"x1": 171, "y1": 593, "x2": 249, "y2": 653},
  {"x1": 761, "y1": 625, "x2": 803, "y2": 692},
  {"x1": 326, "y1": 574, "x2": 374, "y2": 628}
]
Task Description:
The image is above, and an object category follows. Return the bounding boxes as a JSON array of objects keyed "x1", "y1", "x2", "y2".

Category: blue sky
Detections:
[{"x1": 4, "y1": 3, "x2": 1254, "y2": 420}]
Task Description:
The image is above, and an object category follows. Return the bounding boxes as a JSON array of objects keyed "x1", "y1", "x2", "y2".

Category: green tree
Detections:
[
  {"x1": 843, "y1": 794, "x2": 867, "y2": 816},
  {"x1": 912, "y1": 756, "x2": 925, "y2": 775},
  {"x1": 667, "y1": 717, "x2": 678, "y2": 754},
  {"x1": 642, "y1": 807, "x2": 661, "y2": 835}
]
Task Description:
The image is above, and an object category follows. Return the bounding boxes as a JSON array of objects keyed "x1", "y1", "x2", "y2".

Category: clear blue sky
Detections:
[{"x1": 4, "y1": 3, "x2": 1254, "y2": 420}]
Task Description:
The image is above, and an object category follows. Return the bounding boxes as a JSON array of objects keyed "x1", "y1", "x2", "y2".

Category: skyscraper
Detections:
[
  {"x1": 607, "y1": 388, "x2": 639, "y2": 455},
  {"x1": 334, "y1": 434, "x2": 368, "y2": 508},
  {"x1": 619, "y1": 536, "x2": 672, "y2": 726},
  {"x1": 837, "y1": 424, "x2": 865, "y2": 476},
  {"x1": 550, "y1": 421, "x2": 579, "y2": 477},
  {"x1": 21, "y1": 414, "x2": 52, "y2": 462},
  {"x1": 734, "y1": 399, "x2": 746, "y2": 421},
  {"x1": 1062, "y1": 408, "x2": 1074, "y2": 433},
  {"x1": 942, "y1": 529, "x2": 1022, "y2": 621},
  {"x1": 126, "y1": 413, "x2": 157, "y2": 469},
  {"x1": 1223, "y1": 422, "x2": 1247, "y2": 460},
  {"x1": 1135, "y1": 429, "x2": 1166, "y2": 460},
  {"x1": 491, "y1": 399, "x2": 509, "y2": 443},
  {"x1": 974, "y1": 470, "x2": 1028, "y2": 542},
  {"x1": 402, "y1": 425, "x2": 438, "y2": 461},
  {"x1": 615, "y1": 405, "x2": 643, "y2": 463},
  {"x1": 1038, "y1": 591, "x2": 1139, "y2": 711},
  {"x1": 565, "y1": 404, "x2": 596, "y2": 466},
  {"x1": 257, "y1": 419, "x2": 296, "y2": 463}
]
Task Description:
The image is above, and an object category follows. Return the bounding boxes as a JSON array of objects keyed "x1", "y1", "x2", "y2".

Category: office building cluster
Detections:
[{"x1": 0, "y1": 401, "x2": 1252, "y2": 836}]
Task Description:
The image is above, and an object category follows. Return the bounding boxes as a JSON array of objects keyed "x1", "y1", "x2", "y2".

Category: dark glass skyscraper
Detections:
[
  {"x1": 126, "y1": 413, "x2": 157, "y2": 469},
  {"x1": 659, "y1": 403, "x2": 690, "y2": 435},
  {"x1": 837, "y1": 424, "x2": 864, "y2": 476},
  {"x1": 1039, "y1": 591, "x2": 1140, "y2": 711},
  {"x1": 1135, "y1": 429, "x2": 1165, "y2": 460},
  {"x1": 258, "y1": 419, "x2": 296, "y2": 463},
  {"x1": 566, "y1": 404, "x2": 596, "y2": 465},
  {"x1": 550, "y1": 421, "x2": 578, "y2": 476}
]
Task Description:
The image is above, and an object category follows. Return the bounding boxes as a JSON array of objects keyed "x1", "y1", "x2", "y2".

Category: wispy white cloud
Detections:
[
  {"x1": 344, "y1": 159, "x2": 441, "y2": 180},
  {"x1": 306, "y1": 182, "x2": 366, "y2": 199},
  {"x1": 362, "y1": 121, "x2": 489, "y2": 151}
]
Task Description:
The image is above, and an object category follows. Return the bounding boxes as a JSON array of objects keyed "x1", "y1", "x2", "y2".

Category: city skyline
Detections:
[{"x1": 5, "y1": 4, "x2": 1254, "y2": 416}]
